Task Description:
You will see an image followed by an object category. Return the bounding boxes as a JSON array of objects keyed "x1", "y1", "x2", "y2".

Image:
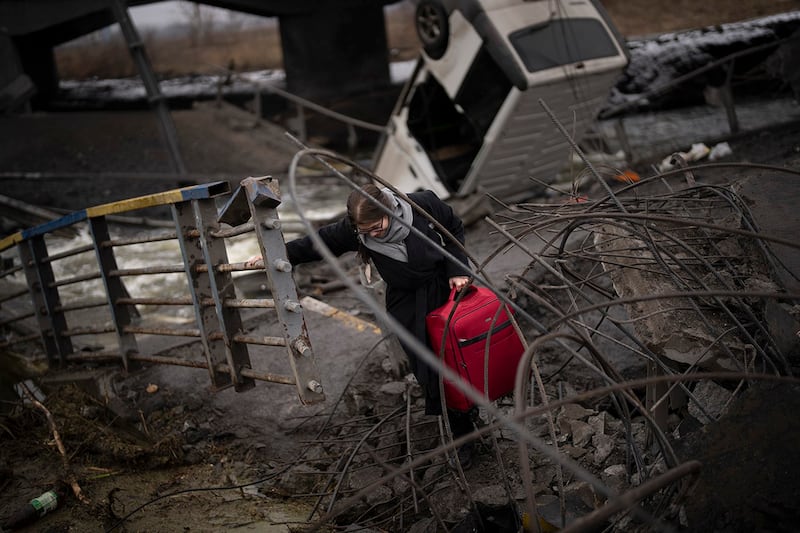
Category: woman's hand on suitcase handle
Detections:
[{"x1": 449, "y1": 276, "x2": 471, "y2": 292}]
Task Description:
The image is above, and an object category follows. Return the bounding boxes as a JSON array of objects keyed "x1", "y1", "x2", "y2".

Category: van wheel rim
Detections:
[{"x1": 417, "y1": 5, "x2": 443, "y2": 44}]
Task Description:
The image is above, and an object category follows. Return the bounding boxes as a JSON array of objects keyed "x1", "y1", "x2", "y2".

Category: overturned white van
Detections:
[{"x1": 373, "y1": 0, "x2": 629, "y2": 203}]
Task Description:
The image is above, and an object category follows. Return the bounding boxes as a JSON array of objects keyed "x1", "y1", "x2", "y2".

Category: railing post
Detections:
[
  {"x1": 242, "y1": 177, "x2": 325, "y2": 405},
  {"x1": 614, "y1": 118, "x2": 634, "y2": 164},
  {"x1": 18, "y1": 236, "x2": 72, "y2": 365},
  {"x1": 173, "y1": 199, "x2": 253, "y2": 391},
  {"x1": 89, "y1": 216, "x2": 139, "y2": 372},
  {"x1": 192, "y1": 196, "x2": 254, "y2": 392},
  {"x1": 721, "y1": 60, "x2": 740, "y2": 135}
]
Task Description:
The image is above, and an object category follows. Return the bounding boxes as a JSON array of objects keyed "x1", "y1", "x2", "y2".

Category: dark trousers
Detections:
[{"x1": 447, "y1": 408, "x2": 475, "y2": 439}]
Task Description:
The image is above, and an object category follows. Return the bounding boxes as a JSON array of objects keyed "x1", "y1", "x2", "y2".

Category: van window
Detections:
[
  {"x1": 455, "y1": 47, "x2": 512, "y2": 139},
  {"x1": 407, "y1": 48, "x2": 511, "y2": 191},
  {"x1": 510, "y1": 18, "x2": 619, "y2": 73}
]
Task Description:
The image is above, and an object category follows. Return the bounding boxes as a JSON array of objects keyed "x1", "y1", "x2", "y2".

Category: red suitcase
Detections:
[{"x1": 426, "y1": 285, "x2": 526, "y2": 412}]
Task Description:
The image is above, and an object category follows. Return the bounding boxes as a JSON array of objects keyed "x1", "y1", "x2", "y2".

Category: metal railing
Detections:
[
  {"x1": 0, "y1": 177, "x2": 324, "y2": 405},
  {"x1": 205, "y1": 64, "x2": 389, "y2": 154}
]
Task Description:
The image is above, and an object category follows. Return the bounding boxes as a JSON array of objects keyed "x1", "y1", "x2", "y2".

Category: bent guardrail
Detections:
[{"x1": 0, "y1": 177, "x2": 324, "y2": 405}]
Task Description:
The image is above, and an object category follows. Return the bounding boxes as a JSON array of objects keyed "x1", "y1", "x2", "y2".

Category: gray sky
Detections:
[
  {"x1": 128, "y1": 1, "x2": 266, "y2": 29},
  {"x1": 129, "y1": 1, "x2": 186, "y2": 28}
]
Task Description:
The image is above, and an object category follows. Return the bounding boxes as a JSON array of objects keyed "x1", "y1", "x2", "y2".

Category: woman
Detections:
[{"x1": 248, "y1": 184, "x2": 476, "y2": 467}]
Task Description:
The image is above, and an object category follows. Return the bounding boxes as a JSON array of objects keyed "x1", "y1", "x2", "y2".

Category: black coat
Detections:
[{"x1": 286, "y1": 190, "x2": 469, "y2": 414}]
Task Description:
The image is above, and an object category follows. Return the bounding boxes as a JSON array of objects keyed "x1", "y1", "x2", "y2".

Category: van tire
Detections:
[{"x1": 415, "y1": 1, "x2": 449, "y2": 59}]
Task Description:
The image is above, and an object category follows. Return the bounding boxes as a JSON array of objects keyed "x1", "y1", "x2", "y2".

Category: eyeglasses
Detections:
[{"x1": 356, "y1": 217, "x2": 386, "y2": 235}]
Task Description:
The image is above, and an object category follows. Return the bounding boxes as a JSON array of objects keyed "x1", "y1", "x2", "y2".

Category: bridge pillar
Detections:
[
  {"x1": 0, "y1": 29, "x2": 35, "y2": 112},
  {"x1": 278, "y1": 4, "x2": 390, "y2": 102},
  {"x1": 14, "y1": 35, "x2": 59, "y2": 107},
  {"x1": 0, "y1": 30, "x2": 21, "y2": 85}
]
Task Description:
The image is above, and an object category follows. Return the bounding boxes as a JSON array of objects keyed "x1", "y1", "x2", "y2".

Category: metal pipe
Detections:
[
  {"x1": 230, "y1": 333, "x2": 286, "y2": 346},
  {"x1": 104, "y1": 231, "x2": 177, "y2": 247},
  {"x1": 0, "y1": 332, "x2": 41, "y2": 348},
  {"x1": 55, "y1": 299, "x2": 108, "y2": 313},
  {"x1": 206, "y1": 262, "x2": 257, "y2": 274},
  {"x1": 63, "y1": 325, "x2": 116, "y2": 336},
  {"x1": 0, "y1": 263, "x2": 23, "y2": 277},
  {"x1": 0, "y1": 311, "x2": 35, "y2": 326},
  {"x1": 259, "y1": 82, "x2": 387, "y2": 133},
  {"x1": 42, "y1": 243, "x2": 95, "y2": 263},
  {"x1": 116, "y1": 296, "x2": 194, "y2": 306},
  {"x1": 110, "y1": 265, "x2": 185, "y2": 276},
  {"x1": 0, "y1": 286, "x2": 28, "y2": 304},
  {"x1": 108, "y1": 263, "x2": 272, "y2": 277},
  {"x1": 217, "y1": 298, "x2": 275, "y2": 309},
  {"x1": 210, "y1": 222, "x2": 254, "y2": 238},
  {"x1": 113, "y1": 296, "x2": 276, "y2": 309},
  {"x1": 48, "y1": 271, "x2": 102, "y2": 288},
  {"x1": 123, "y1": 325, "x2": 201, "y2": 337}
]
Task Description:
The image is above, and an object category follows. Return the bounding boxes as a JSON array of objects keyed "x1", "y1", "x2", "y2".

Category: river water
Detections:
[{"x1": 0, "y1": 176, "x2": 353, "y2": 321}]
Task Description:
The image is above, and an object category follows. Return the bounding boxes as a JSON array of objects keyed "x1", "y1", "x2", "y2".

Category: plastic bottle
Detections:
[{"x1": 2, "y1": 488, "x2": 63, "y2": 530}]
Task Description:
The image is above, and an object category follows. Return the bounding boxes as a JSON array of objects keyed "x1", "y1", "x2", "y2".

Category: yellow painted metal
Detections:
[
  {"x1": 86, "y1": 189, "x2": 190, "y2": 217},
  {"x1": 0, "y1": 231, "x2": 22, "y2": 252}
]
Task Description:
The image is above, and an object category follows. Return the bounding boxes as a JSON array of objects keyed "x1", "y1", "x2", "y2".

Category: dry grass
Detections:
[
  {"x1": 153, "y1": 26, "x2": 285, "y2": 76},
  {"x1": 386, "y1": 1, "x2": 421, "y2": 61},
  {"x1": 56, "y1": 25, "x2": 285, "y2": 79},
  {"x1": 55, "y1": 0, "x2": 800, "y2": 80},
  {"x1": 56, "y1": 4, "x2": 420, "y2": 80},
  {"x1": 603, "y1": 0, "x2": 800, "y2": 36},
  {"x1": 57, "y1": 37, "x2": 133, "y2": 79}
]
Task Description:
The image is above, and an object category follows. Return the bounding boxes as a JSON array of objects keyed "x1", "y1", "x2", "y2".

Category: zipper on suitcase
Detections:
[{"x1": 457, "y1": 319, "x2": 513, "y2": 347}]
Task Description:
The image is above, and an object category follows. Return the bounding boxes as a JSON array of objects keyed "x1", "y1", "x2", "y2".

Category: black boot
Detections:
[
  {"x1": 454, "y1": 440, "x2": 475, "y2": 469},
  {"x1": 447, "y1": 408, "x2": 476, "y2": 469}
]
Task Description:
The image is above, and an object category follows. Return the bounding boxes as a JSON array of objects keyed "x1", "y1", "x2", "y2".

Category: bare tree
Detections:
[{"x1": 178, "y1": 1, "x2": 216, "y2": 47}]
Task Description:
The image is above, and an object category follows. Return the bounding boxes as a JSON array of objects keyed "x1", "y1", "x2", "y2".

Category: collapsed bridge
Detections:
[{"x1": 1, "y1": 147, "x2": 800, "y2": 530}]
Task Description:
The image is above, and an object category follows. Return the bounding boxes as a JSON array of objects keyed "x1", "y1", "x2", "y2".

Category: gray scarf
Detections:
[{"x1": 359, "y1": 188, "x2": 412, "y2": 262}]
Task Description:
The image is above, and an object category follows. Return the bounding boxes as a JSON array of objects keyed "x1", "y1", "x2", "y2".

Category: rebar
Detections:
[{"x1": 273, "y1": 137, "x2": 800, "y2": 533}]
